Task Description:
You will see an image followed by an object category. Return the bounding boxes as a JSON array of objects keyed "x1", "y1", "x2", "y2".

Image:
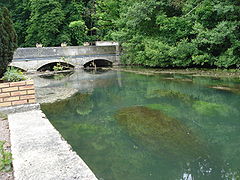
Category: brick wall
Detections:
[{"x1": 0, "y1": 80, "x2": 36, "y2": 107}]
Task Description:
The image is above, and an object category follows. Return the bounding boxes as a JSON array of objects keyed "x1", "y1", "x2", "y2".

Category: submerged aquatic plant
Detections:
[
  {"x1": 115, "y1": 106, "x2": 207, "y2": 160},
  {"x1": 146, "y1": 103, "x2": 178, "y2": 114},
  {"x1": 146, "y1": 89, "x2": 193, "y2": 104},
  {"x1": 115, "y1": 106, "x2": 229, "y2": 178},
  {"x1": 193, "y1": 101, "x2": 232, "y2": 117},
  {"x1": 42, "y1": 93, "x2": 94, "y2": 116}
]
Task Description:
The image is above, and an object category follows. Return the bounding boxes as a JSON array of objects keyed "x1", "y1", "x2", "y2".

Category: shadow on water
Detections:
[{"x1": 40, "y1": 70, "x2": 240, "y2": 180}]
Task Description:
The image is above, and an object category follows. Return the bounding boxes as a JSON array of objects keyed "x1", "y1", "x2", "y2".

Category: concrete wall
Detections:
[{"x1": 14, "y1": 46, "x2": 117, "y2": 59}]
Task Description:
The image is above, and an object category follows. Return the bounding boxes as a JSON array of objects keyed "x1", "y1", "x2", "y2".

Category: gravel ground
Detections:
[{"x1": 0, "y1": 116, "x2": 14, "y2": 180}]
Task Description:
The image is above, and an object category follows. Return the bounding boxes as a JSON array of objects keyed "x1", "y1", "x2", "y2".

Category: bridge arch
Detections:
[
  {"x1": 9, "y1": 62, "x2": 29, "y2": 72},
  {"x1": 8, "y1": 65, "x2": 27, "y2": 72},
  {"x1": 36, "y1": 60, "x2": 75, "y2": 71},
  {"x1": 83, "y1": 59, "x2": 113, "y2": 68}
]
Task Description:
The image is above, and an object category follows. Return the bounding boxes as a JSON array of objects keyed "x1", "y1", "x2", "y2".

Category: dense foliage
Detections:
[
  {"x1": 0, "y1": 7, "x2": 17, "y2": 77},
  {"x1": 1, "y1": 67, "x2": 27, "y2": 82},
  {"x1": 95, "y1": 0, "x2": 240, "y2": 68},
  {"x1": 1, "y1": 0, "x2": 240, "y2": 68}
]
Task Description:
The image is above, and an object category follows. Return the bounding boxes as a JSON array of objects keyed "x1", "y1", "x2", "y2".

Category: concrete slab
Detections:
[
  {"x1": 8, "y1": 110, "x2": 98, "y2": 180},
  {"x1": 0, "y1": 103, "x2": 40, "y2": 114}
]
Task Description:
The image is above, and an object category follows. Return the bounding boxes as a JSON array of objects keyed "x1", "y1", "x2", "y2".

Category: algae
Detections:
[
  {"x1": 115, "y1": 106, "x2": 207, "y2": 160},
  {"x1": 193, "y1": 101, "x2": 231, "y2": 117},
  {"x1": 42, "y1": 93, "x2": 94, "y2": 116},
  {"x1": 146, "y1": 89, "x2": 193, "y2": 104},
  {"x1": 146, "y1": 103, "x2": 178, "y2": 114}
]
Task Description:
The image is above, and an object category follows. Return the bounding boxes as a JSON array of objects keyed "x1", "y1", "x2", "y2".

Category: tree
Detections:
[
  {"x1": 25, "y1": 0, "x2": 65, "y2": 47},
  {"x1": 0, "y1": 7, "x2": 17, "y2": 77},
  {"x1": 100, "y1": 0, "x2": 240, "y2": 68}
]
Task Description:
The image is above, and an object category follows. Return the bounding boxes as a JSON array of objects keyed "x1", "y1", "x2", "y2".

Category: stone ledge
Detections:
[
  {"x1": 8, "y1": 110, "x2": 97, "y2": 180},
  {"x1": 0, "y1": 103, "x2": 40, "y2": 114}
]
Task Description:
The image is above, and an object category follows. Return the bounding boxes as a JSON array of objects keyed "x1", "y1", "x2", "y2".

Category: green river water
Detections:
[{"x1": 40, "y1": 70, "x2": 240, "y2": 180}]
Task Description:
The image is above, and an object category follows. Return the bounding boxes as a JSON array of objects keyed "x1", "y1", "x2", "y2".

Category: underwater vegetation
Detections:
[
  {"x1": 40, "y1": 70, "x2": 240, "y2": 180},
  {"x1": 146, "y1": 89, "x2": 193, "y2": 104},
  {"x1": 115, "y1": 106, "x2": 237, "y2": 179},
  {"x1": 145, "y1": 103, "x2": 179, "y2": 115},
  {"x1": 193, "y1": 101, "x2": 232, "y2": 117},
  {"x1": 41, "y1": 93, "x2": 94, "y2": 116},
  {"x1": 115, "y1": 106, "x2": 206, "y2": 160}
]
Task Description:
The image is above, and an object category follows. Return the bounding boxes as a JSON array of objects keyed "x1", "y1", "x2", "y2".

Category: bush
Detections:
[
  {"x1": 1, "y1": 67, "x2": 27, "y2": 82},
  {"x1": 53, "y1": 63, "x2": 64, "y2": 71},
  {"x1": 0, "y1": 7, "x2": 17, "y2": 77},
  {"x1": 0, "y1": 141, "x2": 12, "y2": 172}
]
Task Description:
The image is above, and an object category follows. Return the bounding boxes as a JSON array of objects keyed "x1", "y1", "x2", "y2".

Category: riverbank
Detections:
[{"x1": 112, "y1": 67, "x2": 240, "y2": 78}]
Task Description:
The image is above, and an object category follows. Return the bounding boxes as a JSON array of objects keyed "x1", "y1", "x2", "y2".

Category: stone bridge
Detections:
[{"x1": 10, "y1": 46, "x2": 120, "y2": 72}]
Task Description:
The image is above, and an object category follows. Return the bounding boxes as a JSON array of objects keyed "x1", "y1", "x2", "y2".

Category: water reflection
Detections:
[{"x1": 33, "y1": 69, "x2": 118, "y2": 103}]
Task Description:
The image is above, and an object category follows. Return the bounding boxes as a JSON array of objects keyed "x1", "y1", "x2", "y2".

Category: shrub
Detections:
[
  {"x1": 0, "y1": 7, "x2": 17, "y2": 77},
  {"x1": 53, "y1": 63, "x2": 64, "y2": 71},
  {"x1": 1, "y1": 67, "x2": 27, "y2": 82},
  {"x1": 0, "y1": 141, "x2": 12, "y2": 172}
]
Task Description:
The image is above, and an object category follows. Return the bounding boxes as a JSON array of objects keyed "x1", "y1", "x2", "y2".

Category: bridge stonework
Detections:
[{"x1": 11, "y1": 46, "x2": 120, "y2": 72}]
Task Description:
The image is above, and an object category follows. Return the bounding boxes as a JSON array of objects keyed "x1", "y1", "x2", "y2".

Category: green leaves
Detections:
[
  {"x1": 25, "y1": 0, "x2": 65, "y2": 46},
  {"x1": 2, "y1": 0, "x2": 240, "y2": 68},
  {"x1": 104, "y1": 0, "x2": 240, "y2": 68},
  {"x1": 0, "y1": 141, "x2": 12, "y2": 172},
  {"x1": 0, "y1": 7, "x2": 17, "y2": 76},
  {"x1": 1, "y1": 67, "x2": 27, "y2": 82}
]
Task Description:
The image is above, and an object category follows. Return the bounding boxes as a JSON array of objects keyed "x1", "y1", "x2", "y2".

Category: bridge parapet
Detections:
[
  {"x1": 13, "y1": 46, "x2": 118, "y2": 60},
  {"x1": 11, "y1": 46, "x2": 120, "y2": 72}
]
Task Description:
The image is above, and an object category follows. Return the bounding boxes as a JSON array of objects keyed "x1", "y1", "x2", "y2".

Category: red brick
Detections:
[
  {"x1": 9, "y1": 81, "x2": 26, "y2": 87},
  {"x1": 2, "y1": 87, "x2": 18, "y2": 92},
  {"x1": 4, "y1": 96, "x2": 20, "y2": 102},
  {"x1": 0, "y1": 83, "x2": 9, "y2": 88},
  {"x1": 26, "y1": 80, "x2": 34, "y2": 85},
  {"x1": 0, "y1": 93, "x2": 10, "y2": 98},
  {"x1": 27, "y1": 90, "x2": 35, "y2": 94},
  {"x1": 20, "y1": 95, "x2": 35, "y2": 100},
  {"x1": 0, "y1": 102, "x2": 12, "y2": 107},
  {"x1": 19, "y1": 85, "x2": 34, "y2": 90},
  {"x1": 28, "y1": 99, "x2": 36, "y2": 104},
  {"x1": 11, "y1": 91, "x2": 27, "y2": 96},
  {"x1": 12, "y1": 100, "x2": 28, "y2": 106}
]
